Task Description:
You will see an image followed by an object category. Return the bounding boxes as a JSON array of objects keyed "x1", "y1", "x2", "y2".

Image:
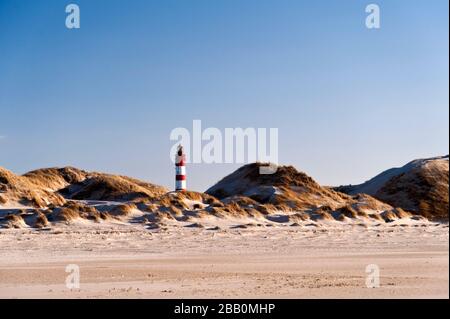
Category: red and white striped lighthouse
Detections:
[{"x1": 175, "y1": 144, "x2": 186, "y2": 191}]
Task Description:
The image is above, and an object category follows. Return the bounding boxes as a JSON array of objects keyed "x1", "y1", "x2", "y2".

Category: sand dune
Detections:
[
  {"x1": 0, "y1": 163, "x2": 443, "y2": 230},
  {"x1": 336, "y1": 155, "x2": 449, "y2": 220}
]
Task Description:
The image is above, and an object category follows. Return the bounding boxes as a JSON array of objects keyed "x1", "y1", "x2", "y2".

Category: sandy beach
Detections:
[{"x1": 0, "y1": 221, "x2": 448, "y2": 299}]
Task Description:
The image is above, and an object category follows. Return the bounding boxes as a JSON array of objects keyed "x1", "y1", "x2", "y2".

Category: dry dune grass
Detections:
[
  {"x1": 109, "y1": 203, "x2": 137, "y2": 217},
  {"x1": 307, "y1": 206, "x2": 330, "y2": 221},
  {"x1": 23, "y1": 167, "x2": 88, "y2": 192},
  {"x1": 0, "y1": 167, "x2": 21, "y2": 187},
  {"x1": 207, "y1": 207, "x2": 227, "y2": 218},
  {"x1": 221, "y1": 202, "x2": 248, "y2": 217},
  {"x1": 143, "y1": 202, "x2": 183, "y2": 220},
  {"x1": 265, "y1": 212, "x2": 310, "y2": 225},
  {"x1": 159, "y1": 191, "x2": 222, "y2": 210},
  {"x1": 376, "y1": 159, "x2": 449, "y2": 220},
  {"x1": 369, "y1": 213, "x2": 385, "y2": 222},
  {"x1": 272, "y1": 187, "x2": 347, "y2": 212},
  {"x1": 51, "y1": 207, "x2": 80, "y2": 222},
  {"x1": 293, "y1": 212, "x2": 311, "y2": 221},
  {"x1": 31, "y1": 191, "x2": 63, "y2": 208},
  {"x1": 204, "y1": 196, "x2": 224, "y2": 207},
  {"x1": 317, "y1": 211, "x2": 334, "y2": 221},
  {"x1": 157, "y1": 195, "x2": 190, "y2": 210},
  {"x1": 149, "y1": 192, "x2": 233, "y2": 222},
  {"x1": 244, "y1": 207, "x2": 263, "y2": 218},
  {"x1": 62, "y1": 201, "x2": 102, "y2": 221},
  {"x1": 0, "y1": 167, "x2": 66, "y2": 208},
  {"x1": 381, "y1": 211, "x2": 398, "y2": 222},
  {"x1": 336, "y1": 205, "x2": 359, "y2": 219},
  {"x1": 257, "y1": 203, "x2": 277, "y2": 215},
  {"x1": 63, "y1": 201, "x2": 88, "y2": 211},
  {"x1": 351, "y1": 194, "x2": 392, "y2": 213},
  {"x1": 189, "y1": 209, "x2": 213, "y2": 219},
  {"x1": 222, "y1": 196, "x2": 259, "y2": 207},
  {"x1": 175, "y1": 190, "x2": 203, "y2": 201},
  {"x1": 329, "y1": 188, "x2": 353, "y2": 201},
  {"x1": 166, "y1": 205, "x2": 183, "y2": 217},
  {"x1": 332, "y1": 204, "x2": 392, "y2": 221},
  {"x1": 273, "y1": 202, "x2": 294, "y2": 212},
  {"x1": 139, "y1": 202, "x2": 159, "y2": 213},
  {"x1": 147, "y1": 197, "x2": 227, "y2": 223},
  {"x1": 0, "y1": 165, "x2": 168, "y2": 209},
  {"x1": 315, "y1": 205, "x2": 333, "y2": 213},
  {"x1": 2, "y1": 214, "x2": 27, "y2": 228},
  {"x1": 47, "y1": 201, "x2": 105, "y2": 223},
  {"x1": 61, "y1": 174, "x2": 167, "y2": 202},
  {"x1": 206, "y1": 163, "x2": 321, "y2": 199},
  {"x1": 34, "y1": 212, "x2": 49, "y2": 228},
  {"x1": 355, "y1": 211, "x2": 370, "y2": 219},
  {"x1": 336, "y1": 156, "x2": 449, "y2": 221},
  {"x1": 393, "y1": 208, "x2": 411, "y2": 219},
  {"x1": 146, "y1": 210, "x2": 177, "y2": 222}
]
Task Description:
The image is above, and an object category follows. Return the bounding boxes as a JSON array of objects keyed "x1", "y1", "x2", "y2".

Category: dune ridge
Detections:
[
  {"x1": 335, "y1": 155, "x2": 449, "y2": 221},
  {"x1": 1, "y1": 160, "x2": 442, "y2": 230}
]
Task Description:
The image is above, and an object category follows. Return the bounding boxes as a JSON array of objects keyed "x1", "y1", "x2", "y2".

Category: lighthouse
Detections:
[{"x1": 175, "y1": 144, "x2": 186, "y2": 191}]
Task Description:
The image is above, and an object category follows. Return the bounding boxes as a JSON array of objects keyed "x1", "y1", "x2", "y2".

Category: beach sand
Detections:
[{"x1": 0, "y1": 220, "x2": 448, "y2": 299}]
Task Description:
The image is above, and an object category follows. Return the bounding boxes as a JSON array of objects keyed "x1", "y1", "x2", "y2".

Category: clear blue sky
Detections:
[{"x1": 0, "y1": 0, "x2": 448, "y2": 191}]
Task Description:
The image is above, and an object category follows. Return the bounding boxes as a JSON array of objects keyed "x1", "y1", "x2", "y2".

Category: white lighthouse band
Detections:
[
  {"x1": 176, "y1": 179, "x2": 186, "y2": 191},
  {"x1": 175, "y1": 165, "x2": 186, "y2": 176}
]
